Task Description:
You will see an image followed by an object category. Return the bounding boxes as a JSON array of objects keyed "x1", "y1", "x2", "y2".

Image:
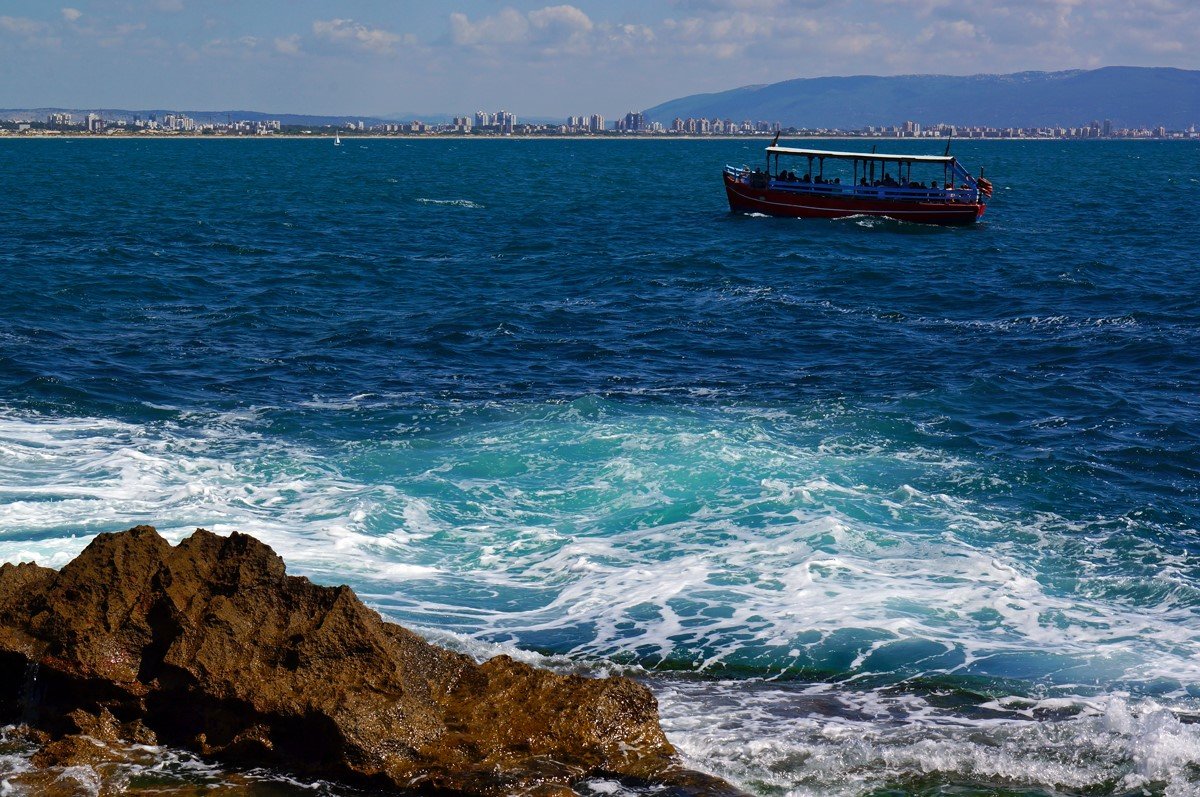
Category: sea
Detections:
[{"x1": 1, "y1": 137, "x2": 1199, "y2": 796}]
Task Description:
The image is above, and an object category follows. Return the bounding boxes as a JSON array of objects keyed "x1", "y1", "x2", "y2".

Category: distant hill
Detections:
[
  {"x1": 0, "y1": 108, "x2": 392, "y2": 127},
  {"x1": 643, "y1": 67, "x2": 1200, "y2": 129}
]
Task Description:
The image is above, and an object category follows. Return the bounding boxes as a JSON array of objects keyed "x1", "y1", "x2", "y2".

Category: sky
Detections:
[{"x1": 0, "y1": 0, "x2": 1197, "y2": 118}]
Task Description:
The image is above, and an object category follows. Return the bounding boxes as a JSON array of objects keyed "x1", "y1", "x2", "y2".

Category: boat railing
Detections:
[
  {"x1": 725, "y1": 165, "x2": 978, "y2": 203},
  {"x1": 775, "y1": 180, "x2": 979, "y2": 204}
]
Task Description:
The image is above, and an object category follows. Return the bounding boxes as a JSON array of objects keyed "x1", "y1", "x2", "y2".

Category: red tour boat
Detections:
[{"x1": 724, "y1": 141, "x2": 992, "y2": 226}]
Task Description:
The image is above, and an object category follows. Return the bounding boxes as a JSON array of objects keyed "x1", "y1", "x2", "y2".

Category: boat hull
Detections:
[{"x1": 724, "y1": 172, "x2": 984, "y2": 226}]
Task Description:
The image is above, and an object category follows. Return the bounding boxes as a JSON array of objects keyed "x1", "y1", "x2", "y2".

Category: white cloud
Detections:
[
  {"x1": 660, "y1": 10, "x2": 826, "y2": 60},
  {"x1": 449, "y1": 8, "x2": 530, "y2": 46},
  {"x1": 450, "y1": 5, "x2": 654, "y2": 56},
  {"x1": 199, "y1": 35, "x2": 261, "y2": 57},
  {"x1": 529, "y1": 5, "x2": 594, "y2": 35},
  {"x1": 0, "y1": 14, "x2": 61, "y2": 50},
  {"x1": 0, "y1": 16, "x2": 49, "y2": 36},
  {"x1": 670, "y1": 0, "x2": 791, "y2": 9},
  {"x1": 312, "y1": 18, "x2": 407, "y2": 54},
  {"x1": 274, "y1": 34, "x2": 301, "y2": 55},
  {"x1": 450, "y1": 5, "x2": 597, "y2": 46},
  {"x1": 61, "y1": 8, "x2": 82, "y2": 22}
]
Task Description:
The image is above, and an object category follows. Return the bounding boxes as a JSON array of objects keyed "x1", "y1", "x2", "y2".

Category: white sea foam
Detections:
[
  {"x1": 2, "y1": 401, "x2": 1200, "y2": 793},
  {"x1": 54, "y1": 766, "x2": 101, "y2": 796},
  {"x1": 416, "y1": 198, "x2": 484, "y2": 208},
  {"x1": 657, "y1": 682, "x2": 1200, "y2": 797},
  {"x1": 1, "y1": 404, "x2": 1198, "y2": 687},
  {"x1": 0, "y1": 726, "x2": 346, "y2": 794}
]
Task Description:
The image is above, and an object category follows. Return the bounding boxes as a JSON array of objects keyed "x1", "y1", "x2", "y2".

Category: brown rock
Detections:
[{"x1": 0, "y1": 526, "x2": 744, "y2": 796}]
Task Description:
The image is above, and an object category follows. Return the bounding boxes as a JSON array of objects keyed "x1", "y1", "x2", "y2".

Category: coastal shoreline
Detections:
[{"x1": 0, "y1": 133, "x2": 1181, "y2": 141}]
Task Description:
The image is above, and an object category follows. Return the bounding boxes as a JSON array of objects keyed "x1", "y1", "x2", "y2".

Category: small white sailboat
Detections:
[{"x1": 334, "y1": 132, "x2": 342, "y2": 146}]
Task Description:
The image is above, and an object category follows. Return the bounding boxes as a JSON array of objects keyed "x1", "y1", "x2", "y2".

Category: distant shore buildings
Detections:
[{"x1": 1, "y1": 109, "x2": 1194, "y2": 140}]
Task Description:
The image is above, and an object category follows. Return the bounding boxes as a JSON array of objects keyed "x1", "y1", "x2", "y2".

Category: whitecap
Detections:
[{"x1": 415, "y1": 198, "x2": 483, "y2": 209}]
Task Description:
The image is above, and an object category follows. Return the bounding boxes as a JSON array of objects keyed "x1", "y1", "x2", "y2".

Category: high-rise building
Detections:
[
  {"x1": 589, "y1": 114, "x2": 605, "y2": 133},
  {"x1": 618, "y1": 111, "x2": 645, "y2": 132}
]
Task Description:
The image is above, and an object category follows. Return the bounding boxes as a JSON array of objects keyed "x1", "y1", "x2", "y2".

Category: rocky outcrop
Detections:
[{"x1": 0, "y1": 526, "x2": 740, "y2": 796}]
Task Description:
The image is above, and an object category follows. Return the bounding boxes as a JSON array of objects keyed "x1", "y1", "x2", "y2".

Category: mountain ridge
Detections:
[{"x1": 642, "y1": 66, "x2": 1200, "y2": 129}]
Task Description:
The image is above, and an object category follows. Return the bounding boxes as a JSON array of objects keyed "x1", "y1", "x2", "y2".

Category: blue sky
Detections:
[{"x1": 0, "y1": 1, "x2": 1196, "y2": 117}]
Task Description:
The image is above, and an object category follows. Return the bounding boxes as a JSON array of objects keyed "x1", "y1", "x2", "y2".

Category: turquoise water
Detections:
[{"x1": 1, "y1": 138, "x2": 1199, "y2": 795}]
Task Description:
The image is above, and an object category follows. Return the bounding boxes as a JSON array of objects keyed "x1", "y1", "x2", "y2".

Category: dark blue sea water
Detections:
[{"x1": 2, "y1": 138, "x2": 1199, "y2": 796}]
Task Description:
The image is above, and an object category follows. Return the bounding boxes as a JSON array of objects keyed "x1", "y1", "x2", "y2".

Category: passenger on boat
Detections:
[
  {"x1": 801, "y1": 173, "x2": 811, "y2": 183},
  {"x1": 931, "y1": 180, "x2": 939, "y2": 189},
  {"x1": 860, "y1": 177, "x2": 869, "y2": 186}
]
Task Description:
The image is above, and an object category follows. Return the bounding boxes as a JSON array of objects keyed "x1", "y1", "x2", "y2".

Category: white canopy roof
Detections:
[{"x1": 766, "y1": 146, "x2": 955, "y2": 164}]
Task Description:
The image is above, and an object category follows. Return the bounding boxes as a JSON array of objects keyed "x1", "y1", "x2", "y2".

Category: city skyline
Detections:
[
  {"x1": 8, "y1": 106, "x2": 1193, "y2": 141},
  {"x1": 1, "y1": 1, "x2": 1198, "y2": 119}
]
